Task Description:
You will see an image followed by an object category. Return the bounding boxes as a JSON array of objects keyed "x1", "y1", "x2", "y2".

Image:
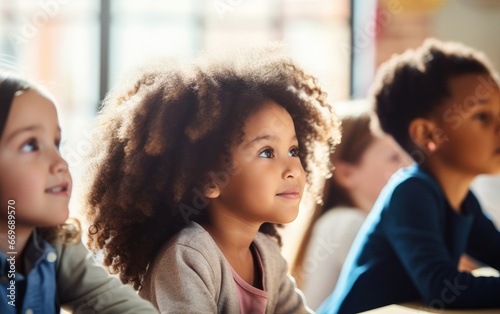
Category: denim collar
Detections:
[{"x1": 0, "y1": 229, "x2": 56, "y2": 278}]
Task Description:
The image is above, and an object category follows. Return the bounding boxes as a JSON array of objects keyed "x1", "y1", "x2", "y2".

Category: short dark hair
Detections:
[{"x1": 371, "y1": 38, "x2": 499, "y2": 155}]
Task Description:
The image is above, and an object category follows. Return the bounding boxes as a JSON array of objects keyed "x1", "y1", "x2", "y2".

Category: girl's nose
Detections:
[
  {"x1": 283, "y1": 157, "x2": 304, "y2": 179},
  {"x1": 50, "y1": 150, "x2": 69, "y2": 174}
]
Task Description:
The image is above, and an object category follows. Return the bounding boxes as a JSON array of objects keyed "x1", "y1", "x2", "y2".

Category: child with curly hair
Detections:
[
  {"x1": 319, "y1": 39, "x2": 500, "y2": 314},
  {"x1": 0, "y1": 74, "x2": 158, "y2": 313},
  {"x1": 83, "y1": 45, "x2": 339, "y2": 313}
]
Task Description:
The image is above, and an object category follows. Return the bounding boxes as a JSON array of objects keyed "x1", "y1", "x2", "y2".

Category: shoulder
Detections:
[
  {"x1": 53, "y1": 242, "x2": 159, "y2": 313},
  {"x1": 311, "y1": 207, "x2": 366, "y2": 240},
  {"x1": 365, "y1": 165, "x2": 448, "y2": 232},
  {"x1": 390, "y1": 165, "x2": 437, "y2": 188},
  {"x1": 143, "y1": 222, "x2": 226, "y2": 296},
  {"x1": 386, "y1": 165, "x2": 444, "y2": 207},
  {"x1": 54, "y1": 241, "x2": 109, "y2": 281},
  {"x1": 53, "y1": 240, "x2": 89, "y2": 271},
  {"x1": 172, "y1": 222, "x2": 218, "y2": 249},
  {"x1": 316, "y1": 208, "x2": 365, "y2": 230},
  {"x1": 146, "y1": 222, "x2": 230, "y2": 287},
  {"x1": 154, "y1": 222, "x2": 222, "y2": 267}
]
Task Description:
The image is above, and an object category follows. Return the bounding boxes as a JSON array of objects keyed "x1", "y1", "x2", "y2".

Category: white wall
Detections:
[{"x1": 433, "y1": 0, "x2": 500, "y2": 77}]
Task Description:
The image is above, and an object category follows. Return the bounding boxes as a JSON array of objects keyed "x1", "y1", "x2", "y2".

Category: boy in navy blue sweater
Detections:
[{"x1": 319, "y1": 39, "x2": 500, "y2": 314}]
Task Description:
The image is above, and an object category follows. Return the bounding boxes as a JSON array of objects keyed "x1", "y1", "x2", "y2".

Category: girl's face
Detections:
[
  {"x1": 345, "y1": 135, "x2": 410, "y2": 212},
  {"x1": 210, "y1": 100, "x2": 306, "y2": 225},
  {"x1": 432, "y1": 73, "x2": 500, "y2": 176},
  {"x1": 0, "y1": 89, "x2": 71, "y2": 230}
]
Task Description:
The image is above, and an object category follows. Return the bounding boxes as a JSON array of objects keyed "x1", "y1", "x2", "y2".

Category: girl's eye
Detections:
[
  {"x1": 474, "y1": 112, "x2": 490, "y2": 122},
  {"x1": 55, "y1": 138, "x2": 61, "y2": 150},
  {"x1": 21, "y1": 138, "x2": 39, "y2": 152},
  {"x1": 258, "y1": 148, "x2": 275, "y2": 158},
  {"x1": 289, "y1": 147, "x2": 299, "y2": 157}
]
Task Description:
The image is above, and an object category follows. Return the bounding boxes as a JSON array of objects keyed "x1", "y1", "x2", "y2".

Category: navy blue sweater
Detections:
[{"x1": 318, "y1": 165, "x2": 500, "y2": 314}]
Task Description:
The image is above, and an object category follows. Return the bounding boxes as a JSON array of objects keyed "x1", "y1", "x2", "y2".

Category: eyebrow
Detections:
[
  {"x1": 477, "y1": 98, "x2": 493, "y2": 104},
  {"x1": 244, "y1": 134, "x2": 297, "y2": 148},
  {"x1": 4, "y1": 125, "x2": 61, "y2": 143}
]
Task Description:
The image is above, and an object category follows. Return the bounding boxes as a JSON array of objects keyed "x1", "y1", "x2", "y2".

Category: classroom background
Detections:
[{"x1": 1, "y1": 0, "x2": 500, "y2": 262}]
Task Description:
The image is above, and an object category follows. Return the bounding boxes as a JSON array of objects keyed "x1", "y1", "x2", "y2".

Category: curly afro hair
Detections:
[
  {"x1": 82, "y1": 44, "x2": 340, "y2": 289},
  {"x1": 371, "y1": 38, "x2": 499, "y2": 155}
]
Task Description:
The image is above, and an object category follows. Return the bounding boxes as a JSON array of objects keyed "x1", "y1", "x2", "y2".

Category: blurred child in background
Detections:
[{"x1": 292, "y1": 99, "x2": 410, "y2": 310}]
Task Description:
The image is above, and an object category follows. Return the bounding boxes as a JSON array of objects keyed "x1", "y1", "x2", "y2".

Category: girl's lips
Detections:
[
  {"x1": 45, "y1": 183, "x2": 69, "y2": 195},
  {"x1": 276, "y1": 191, "x2": 301, "y2": 199}
]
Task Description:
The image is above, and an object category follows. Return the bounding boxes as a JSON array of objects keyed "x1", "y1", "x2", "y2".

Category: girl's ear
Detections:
[
  {"x1": 408, "y1": 118, "x2": 439, "y2": 153},
  {"x1": 332, "y1": 161, "x2": 356, "y2": 189},
  {"x1": 204, "y1": 182, "x2": 220, "y2": 199}
]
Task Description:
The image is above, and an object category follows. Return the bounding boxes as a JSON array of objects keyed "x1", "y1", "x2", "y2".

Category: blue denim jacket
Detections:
[{"x1": 1, "y1": 230, "x2": 58, "y2": 314}]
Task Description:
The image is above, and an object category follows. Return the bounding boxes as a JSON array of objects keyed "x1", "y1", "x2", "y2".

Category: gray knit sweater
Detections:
[{"x1": 139, "y1": 222, "x2": 313, "y2": 314}]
